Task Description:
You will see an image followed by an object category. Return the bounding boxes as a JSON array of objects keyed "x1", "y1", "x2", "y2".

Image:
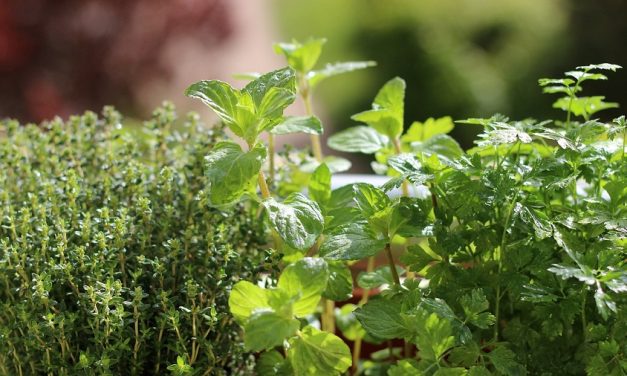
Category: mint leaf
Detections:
[
  {"x1": 256, "y1": 350, "x2": 292, "y2": 376},
  {"x1": 319, "y1": 222, "x2": 385, "y2": 260},
  {"x1": 274, "y1": 38, "x2": 326, "y2": 73},
  {"x1": 308, "y1": 163, "x2": 331, "y2": 208},
  {"x1": 264, "y1": 193, "x2": 324, "y2": 250},
  {"x1": 184, "y1": 80, "x2": 238, "y2": 126},
  {"x1": 205, "y1": 141, "x2": 266, "y2": 206},
  {"x1": 308, "y1": 61, "x2": 376, "y2": 87},
  {"x1": 244, "y1": 310, "x2": 300, "y2": 351},
  {"x1": 277, "y1": 257, "x2": 329, "y2": 317},
  {"x1": 352, "y1": 77, "x2": 405, "y2": 138},
  {"x1": 271, "y1": 116, "x2": 323, "y2": 135},
  {"x1": 287, "y1": 326, "x2": 351, "y2": 375},
  {"x1": 229, "y1": 281, "x2": 269, "y2": 324},
  {"x1": 322, "y1": 262, "x2": 353, "y2": 301},
  {"x1": 327, "y1": 126, "x2": 388, "y2": 154},
  {"x1": 354, "y1": 297, "x2": 407, "y2": 340}
]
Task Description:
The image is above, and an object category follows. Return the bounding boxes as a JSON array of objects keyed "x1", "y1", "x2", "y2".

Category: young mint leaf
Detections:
[
  {"x1": 184, "y1": 80, "x2": 239, "y2": 127},
  {"x1": 277, "y1": 257, "x2": 329, "y2": 317},
  {"x1": 319, "y1": 222, "x2": 386, "y2": 260},
  {"x1": 205, "y1": 141, "x2": 266, "y2": 206},
  {"x1": 274, "y1": 38, "x2": 326, "y2": 73},
  {"x1": 228, "y1": 281, "x2": 269, "y2": 324},
  {"x1": 308, "y1": 163, "x2": 331, "y2": 208},
  {"x1": 352, "y1": 77, "x2": 406, "y2": 139},
  {"x1": 244, "y1": 310, "x2": 300, "y2": 352},
  {"x1": 271, "y1": 115, "x2": 323, "y2": 135},
  {"x1": 242, "y1": 67, "x2": 296, "y2": 109},
  {"x1": 287, "y1": 326, "x2": 351, "y2": 375},
  {"x1": 322, "y1": 262, "x2": 353, "y2": 301},
  {"x1": 402, "y1": 117, "x2": 455, "y2": 143},
  {"x1": 257, "y1": 87, "x2": 297, "y2": 120},
  {"x1": 388, "y1": 196, "x2": 433, "y2": 238},
  {"x1": 327, "y1": 126, "x2": 388, "y2": 154},
  {"x1": 354, "y1": 297, "x2": 407, "y2": 340},
  {"x1": 308, "y1": 61, "x2": 377, "y2": 88},
  {"x1": 264, "y1": 193, "x2": 324, "y2": 250},
  {"x1": 352, "y1": 183, "x2": 391, "y2": 218}
]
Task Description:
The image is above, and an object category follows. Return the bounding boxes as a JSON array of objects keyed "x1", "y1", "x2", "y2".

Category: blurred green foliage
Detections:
[{"x1": 272, "y1": 0, "x2": 626, "y2": 150}]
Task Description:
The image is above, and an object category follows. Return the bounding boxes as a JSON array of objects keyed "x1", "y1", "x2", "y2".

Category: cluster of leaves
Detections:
[
  {"x1": 0, "y1": 104, "x2": 273, "y2": 375},
  {"x1": 188, "y1": 41, "x2": 626, "y2": 376}
]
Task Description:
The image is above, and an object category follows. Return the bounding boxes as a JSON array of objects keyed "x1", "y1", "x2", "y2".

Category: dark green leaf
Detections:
[
  {"x1": 322, "y1": 262, "x2": 353, "y2": 301},
  {"x1": 354, "y1": 297, "x2": 407, "y2": 340},
  {"x1": 319, "y1": 222, "x2": 385, "y2": 260}
]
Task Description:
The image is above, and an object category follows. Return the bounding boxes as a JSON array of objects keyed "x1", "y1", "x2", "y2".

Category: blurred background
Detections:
[{"x1": 1, "y1": 0, "x2": 626, "y2": 152}]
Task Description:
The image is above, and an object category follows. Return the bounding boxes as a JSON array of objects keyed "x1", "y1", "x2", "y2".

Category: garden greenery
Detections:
[
  {"x1": 186, "y1": 39, "x2": 626, "y2": 376},
  {"x1": 1, "y1": 38, "x2": 625, "y2": 376},
  {"x1": 0, "y1": 105, "x2": 272, "y2": 375}
]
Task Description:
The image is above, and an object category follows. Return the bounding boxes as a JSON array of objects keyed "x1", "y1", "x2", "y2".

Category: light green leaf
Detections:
[
  {"x1": 308, "y1": 163, "x2": 332, "y2": 208},
  {"x1": 257, "y1": 87, "x2": 297, "y2": 121},
  {"x1": 576, "y1": 63, "x2": 622, "y2": 71},
  {"x1": 184, "y1": 80, "x2": 239, "y2": 126},
  {"x1": 327, "y1": 126, "x2": 388, "y2": 154},
  {"x1": 243, "y1": 67, "x2": 296, "y2": 108},
  {"x1": 322, "y1": 262, "x2": 353, "y2": 301},
  {"x1": 354, "y1": 297, "x2": 407, "y2": 340},
  {"x1": 319, "y1": 222, "x2": 386, "y2": 260},
  {"x1": 272, "y1": 116, "x2": 323, "y2": 135},
  {"x1": 278, "y1": 258, "x2": 329, "y2": 317},
  {"x1": 552, "y1": 96, "x2": 618, "y2": 117},
  {"x1": 357, "y1": 265, "x2": 404, "y2": 289},
  {"x1": 352, "y1": 77, "x2": 406, "y2": 138},
  {"x1": 412, "y1": 134, "x2": 464, "y2": 164},
  {"x1": 287, "y1": 326, "x2": 351, "y2": 375},
  {"x1": 402, "y1": 117, "x2": 454, "y2": 142},
  {"x1": 274, "y1": 38, "x2": 327, "y2": 73},
  {"x1": 205, "y1": 141, "x2": 266, "y2": 206},
  {"x1": 353, "y1": 183, "x2": 391, "y2": 218},
  {"x1": 411, "y1": 308, "x2": 456, "y2": 361},
  {"x1": 229, "y1": 281, "x2": 269, "y2": 324},
  {"x1": 244, "y1": 310, "x2": 300, "y2": 351},
  {"x1": 388, "y1": 359, "x2": 421, "y2": 376},
  {"x1": 335, "y1": 304, "x2": 366, "y2": 341},
  {"x1": 308, "y1": 61, "x2": 377, "y2": 87},
  {"x1": 264, "y1": 193, "x2": 324, "y2": 250}
]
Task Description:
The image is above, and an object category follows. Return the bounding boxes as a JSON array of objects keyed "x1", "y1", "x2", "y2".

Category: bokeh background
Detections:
[{"x1": 2, "y1": 0, "x2": 626, "y2": 154}]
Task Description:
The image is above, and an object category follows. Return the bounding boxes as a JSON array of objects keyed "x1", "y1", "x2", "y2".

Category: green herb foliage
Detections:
[
  {"x1": 188, "y1": 55, "x2": 625, "y2": 376},
  {"x1": 0, "y1": 104, "x2": 272, "y2": 375}
]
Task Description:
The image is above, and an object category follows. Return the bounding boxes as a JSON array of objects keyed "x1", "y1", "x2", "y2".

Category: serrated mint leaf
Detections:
[
  {"x1": 271, "y1": 116, "x2": 323, "y2": 135},
  {"x1": 229, "y1": 281, "x2": 269, "y2": 324},
  {"x1": 256, "y1": 350, "x2": 292, "y2": 376},
  {"x1": 352, "y1": 183, "x2": 391, "y2": 218},
  {"x1": 357, "y1": 265, "x2": 404, "y2": 289},
  {"x1": 354, "y1": 297, "x2": 407, "y2": 340},
  {"x1": 274, "y1": 38, "x2": 326, "y2": 73},
  {"x1": 352, "y1": 77, "x2": 405, "y2": 138},
  {"x1": 264, "y1": 193, "x2": 324, "y2": 250},
  {"x1": 257, "y1": 87, "x2": 297, "y2": 121},
  {"x1": 308, "y1": 61, "x2": 376, "y2": 87},
  {"x1": 319, "y1": 222, "x2": 385, "y2": 260},
  {"x1": 277, "y1": 257, "x2": 329, "y2": 317},
  {"x1": 308, "y1": 163, "x2": 331, "y2": 208},
  {"x1": 322, "y1": 262, "x2": 353, "y2": 301},
  {"x1": 242, "y1": 67, "x2": 296, "y2": 108},
  {"x1": 327, "y1": 126, "x2": 388, "y2": 154},
  {"x1": 287, "y1": 326, "x2": 351, "y2": 375},
  {"x1": 205, "y1": 141, "x2": 266, "y2": 206},
  {"x1": 185, "y1": 80, "x2": 239, "y2": 127},
  {"x1": 244, "y1": 310, "x2": 300, "y2": 351}
]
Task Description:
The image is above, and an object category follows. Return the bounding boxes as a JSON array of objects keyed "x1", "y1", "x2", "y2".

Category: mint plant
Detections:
[{"x1": 187, "y1": 57, "x2": 625, "y2": 376}]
